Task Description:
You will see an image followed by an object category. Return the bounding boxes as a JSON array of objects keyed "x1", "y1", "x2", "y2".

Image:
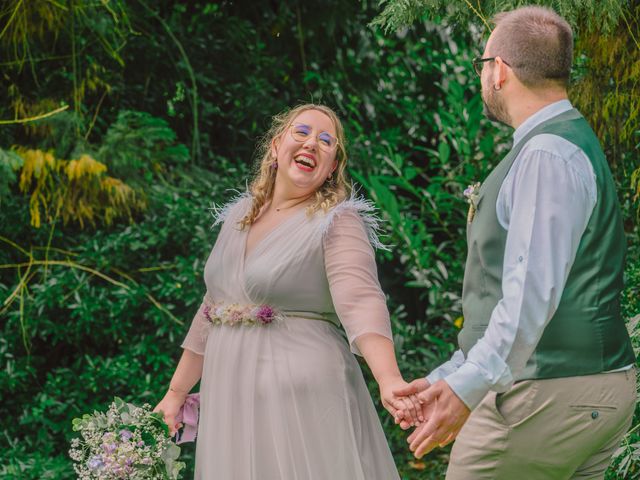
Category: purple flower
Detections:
[
  {"x1": 88, "y1": 455, "x2": 104, "y2": 470},
  {"x1": 119, "y1": 429, "x2": 133, "y2": 441},
  {"x1": 255, "y1": 305, "x2": 275, "y2": 324},
  {"x1": 203, "y1": 305, "x2": 212, "y2": 321},
  {"x1": 102, "y1": 442, "x2": 117, "y2": 454}
]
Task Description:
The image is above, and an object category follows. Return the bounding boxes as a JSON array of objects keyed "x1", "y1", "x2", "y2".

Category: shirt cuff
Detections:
[
  {"x1": 426, "y1": 370, "x2": 446, "y2": 385},
  {"x1": 444, "y1": 362, "x2": 492, "y2": 410}
]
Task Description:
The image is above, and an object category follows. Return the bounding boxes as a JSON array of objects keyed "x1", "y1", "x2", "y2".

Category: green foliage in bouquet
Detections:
[{"x1": 70, "y1": 397, "x2": 184, "y2": 479}]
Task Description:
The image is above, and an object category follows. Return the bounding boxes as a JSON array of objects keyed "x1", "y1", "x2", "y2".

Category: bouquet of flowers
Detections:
[{"x1": 69, "y1": 397, "x2": 185, "y2": 479}]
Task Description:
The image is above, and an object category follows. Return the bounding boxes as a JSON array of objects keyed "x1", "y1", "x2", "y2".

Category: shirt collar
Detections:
[{"x1": 513, "y1": 99, "x2": 573, "y2": 145}]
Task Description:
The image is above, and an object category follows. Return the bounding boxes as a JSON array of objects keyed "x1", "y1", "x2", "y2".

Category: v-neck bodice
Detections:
[
  {"x1": 243, "y1": 206, "x2": 308, "y2": 263},
  {"x1": 203, "y1": 196, "x2": 334, "y2": 312}
]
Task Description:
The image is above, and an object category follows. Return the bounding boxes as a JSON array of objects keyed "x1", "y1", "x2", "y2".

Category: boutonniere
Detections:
[{"x1": 464, "y1": 182, "x2": 481, "y2": 223}]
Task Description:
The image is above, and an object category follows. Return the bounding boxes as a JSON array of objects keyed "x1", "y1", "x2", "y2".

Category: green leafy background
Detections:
[{"x1": 0, "y1": 1, "x2": 638, "y2": 478}]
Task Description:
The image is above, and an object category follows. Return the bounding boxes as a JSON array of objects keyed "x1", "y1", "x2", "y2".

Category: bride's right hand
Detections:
[{"x1": 153, "y1": 390, "x2": 187, "y2": 436}]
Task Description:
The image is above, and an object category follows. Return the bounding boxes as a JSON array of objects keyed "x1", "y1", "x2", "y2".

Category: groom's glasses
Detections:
[
  {"x1": 289, "y1": 123, "x2": 339, "y2": 152},
  {"x1": 472, "y1": 56, "x2": 511, "y2": 76}
]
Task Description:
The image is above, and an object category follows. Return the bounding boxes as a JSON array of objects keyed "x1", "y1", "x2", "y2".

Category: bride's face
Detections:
[{"x1": 271, "y1": 109, "x2": 338, "y2": 195}]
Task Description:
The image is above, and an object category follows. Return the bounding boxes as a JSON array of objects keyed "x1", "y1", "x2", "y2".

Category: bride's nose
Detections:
[{"x1": 302, "y1": 135, "x2": 318, "y2": 151}]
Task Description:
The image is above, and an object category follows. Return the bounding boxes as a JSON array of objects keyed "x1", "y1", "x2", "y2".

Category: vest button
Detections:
[{"x1": 591, "y1": 410, "x2": 599, "y2": 419}]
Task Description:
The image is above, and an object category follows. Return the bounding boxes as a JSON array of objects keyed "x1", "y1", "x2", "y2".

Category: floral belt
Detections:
[{"x1": 201, "y1": 295, "x2": 283, "y2": 326}]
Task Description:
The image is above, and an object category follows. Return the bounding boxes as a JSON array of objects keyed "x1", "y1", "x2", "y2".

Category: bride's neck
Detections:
[{"x1": 270, "y1": 185, "x2": 314, "y2": 211}]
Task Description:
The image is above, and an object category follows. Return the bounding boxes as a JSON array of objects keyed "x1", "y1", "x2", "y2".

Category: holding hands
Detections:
[
  {"x1": 392, "y1": 379, "x2": 471, "y2": 458},
  {"x1": 378, "y1": 376, "x2": 425, "y2": 427}
]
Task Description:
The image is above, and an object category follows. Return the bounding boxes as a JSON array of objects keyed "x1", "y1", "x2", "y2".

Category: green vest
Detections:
[{"x1": 459, "y1": 108, "x2": 635, "y2": 380}]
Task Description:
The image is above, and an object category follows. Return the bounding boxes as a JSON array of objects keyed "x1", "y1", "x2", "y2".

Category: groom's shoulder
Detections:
[{"x1": 521, "y1": 133, "x2": 584, "y2": 160}]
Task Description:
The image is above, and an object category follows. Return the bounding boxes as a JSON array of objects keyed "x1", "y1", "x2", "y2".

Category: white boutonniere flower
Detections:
[{"x1": 463, "y1": 182, "x2": 481, "y2": 223}]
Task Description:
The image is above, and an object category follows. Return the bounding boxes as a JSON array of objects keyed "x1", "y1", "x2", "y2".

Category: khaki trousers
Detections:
[{"x1": 446, "y1": 369, "x2": 636, "y2": 480}]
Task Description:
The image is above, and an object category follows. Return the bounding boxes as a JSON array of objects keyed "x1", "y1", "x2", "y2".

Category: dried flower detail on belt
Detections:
[{"x1": 202, "y1": 298, "x2": 282, "y2": 326}]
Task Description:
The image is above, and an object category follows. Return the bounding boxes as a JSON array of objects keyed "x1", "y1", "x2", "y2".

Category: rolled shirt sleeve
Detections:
[
  {"x1": 426, "y1": 349, "x2": 466, "y2": 384},
  {"x1": 442, "y1": 137, "x2": 597, "y2": 409}
]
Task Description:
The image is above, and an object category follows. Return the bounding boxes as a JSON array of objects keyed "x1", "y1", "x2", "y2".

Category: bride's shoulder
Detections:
[
  {"x1": 318, "y1": 193, "x2": 389, "y2": 251},
  {"x1": 210, "y1": 191, "x2": 253, "y2": 227}
]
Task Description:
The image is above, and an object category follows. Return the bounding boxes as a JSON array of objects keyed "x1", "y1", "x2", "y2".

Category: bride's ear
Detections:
[{"x1": 271, "y1": 137, "x2": 280, "y2": 159}]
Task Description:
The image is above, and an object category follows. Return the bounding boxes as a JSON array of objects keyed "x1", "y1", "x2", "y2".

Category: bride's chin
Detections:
[{"x1": 292, "y1": 181, "x2": 322, "y2": 196}]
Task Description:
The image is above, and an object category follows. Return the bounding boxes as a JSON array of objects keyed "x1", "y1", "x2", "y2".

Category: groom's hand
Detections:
[
  {"x1": 393, "y1": 378, "x2": 430, "y2": 430},
  {"x1": 379, "y1": 377, "x2": 424, "y2": 427},
  {"x1": 407, "y1": 380, "x2": 470, "y2": 458}
]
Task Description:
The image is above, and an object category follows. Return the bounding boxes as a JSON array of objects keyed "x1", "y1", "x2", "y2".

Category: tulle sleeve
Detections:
[
  {"x1": 323, "y1": 204, "x2": 392, "y2": 356},
  {"x1": 180, "y1": 296, "x2": 210, "y2": 355}
]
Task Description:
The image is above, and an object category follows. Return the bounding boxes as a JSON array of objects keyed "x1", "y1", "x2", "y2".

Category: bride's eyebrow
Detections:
[{"x1": 293, "y1": 122, "x2": 333, "y2": 134}]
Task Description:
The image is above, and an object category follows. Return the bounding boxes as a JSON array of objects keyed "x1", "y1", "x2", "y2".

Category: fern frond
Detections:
[
  {"x1": 97, "y1": 110, "x2": 190, "y2": 180},
  {"x1": 370, "y1": 0, "x2": 442, "y2": 32},
  {"x1": 371, "y1": 0, "x2": 627, "y2": 33}
]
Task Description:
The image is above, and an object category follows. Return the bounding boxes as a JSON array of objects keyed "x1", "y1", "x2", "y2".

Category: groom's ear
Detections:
[{"x1": 493, "y1": 56, "x2": 509, "y2": 89}]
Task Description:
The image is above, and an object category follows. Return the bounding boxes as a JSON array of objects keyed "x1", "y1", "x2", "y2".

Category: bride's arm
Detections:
[
  {"x1": 356, "y1": 333, "x2": 423, "y2": 425},
  {"x1": 153, "y1": 349, "x2": 204, "y2": 435},
  {"x1": 323, "y1": 207, "x2": 422, "y2": 425},
  {"x1": 154, "y1": 295, "x2": 210, "y2": 434}
]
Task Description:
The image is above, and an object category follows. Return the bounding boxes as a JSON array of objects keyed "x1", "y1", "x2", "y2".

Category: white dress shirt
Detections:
[{"x1": 427, "y1": 100, "x2": 606, "y2": 409}]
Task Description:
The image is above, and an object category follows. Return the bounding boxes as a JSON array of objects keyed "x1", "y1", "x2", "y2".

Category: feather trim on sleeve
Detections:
[
  {"x1": 320, "y1": 192, "x2": 390, "y2": 251},
  {"x1": 209, "y1": 190, "x2": 252, "y2": 228}
]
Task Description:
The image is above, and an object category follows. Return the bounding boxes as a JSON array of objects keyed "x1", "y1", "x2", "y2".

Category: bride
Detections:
[{"x1": 154, "y1": 103, "x2": 420, "y2": 479}]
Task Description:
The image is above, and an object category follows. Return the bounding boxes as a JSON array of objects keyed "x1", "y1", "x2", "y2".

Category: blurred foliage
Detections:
[{"x1": 0, "y1": 1, "x2": 638, "y2": 479}]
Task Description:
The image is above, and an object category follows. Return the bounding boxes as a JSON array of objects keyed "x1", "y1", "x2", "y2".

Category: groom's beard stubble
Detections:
[{"x1": 482, "y1": 86, "x2": 511, "y2": 126}]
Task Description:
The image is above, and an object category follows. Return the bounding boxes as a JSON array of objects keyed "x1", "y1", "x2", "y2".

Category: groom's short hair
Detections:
[{"x1": 490, "y1": 6, "x2": 573, "y2": 88}]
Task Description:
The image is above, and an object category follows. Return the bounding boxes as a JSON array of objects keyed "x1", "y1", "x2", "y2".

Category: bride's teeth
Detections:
[{"x1": 295, "y1": 156, "x2": 315, "y2": 168}]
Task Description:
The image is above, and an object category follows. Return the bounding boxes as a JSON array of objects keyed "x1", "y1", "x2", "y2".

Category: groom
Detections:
[{"x1": 395, "y1": 5, "x2": 636, "y2": 479}]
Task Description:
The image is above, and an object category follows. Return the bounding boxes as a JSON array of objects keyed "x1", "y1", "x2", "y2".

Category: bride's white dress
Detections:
[{"x1": 182, "y1": 195, "x2": 400, "y2": 480}]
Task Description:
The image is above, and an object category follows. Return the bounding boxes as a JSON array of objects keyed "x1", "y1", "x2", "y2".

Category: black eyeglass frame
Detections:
[{"x1": 472, "y1": 56, "x2": 511, "y2": 76}]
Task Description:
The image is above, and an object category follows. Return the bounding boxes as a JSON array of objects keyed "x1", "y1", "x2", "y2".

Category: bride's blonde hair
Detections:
[{"x1": 239, "y1": 104, "x2": 351, "y2": 228}]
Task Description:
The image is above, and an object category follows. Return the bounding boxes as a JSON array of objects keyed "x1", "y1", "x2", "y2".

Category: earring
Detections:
[
  {"x1": 493, "y1": 84, "x2": 501, "y2": 91},
  {"x1": 272, "y1": 161, "x2": 278, "y2": 169}
]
